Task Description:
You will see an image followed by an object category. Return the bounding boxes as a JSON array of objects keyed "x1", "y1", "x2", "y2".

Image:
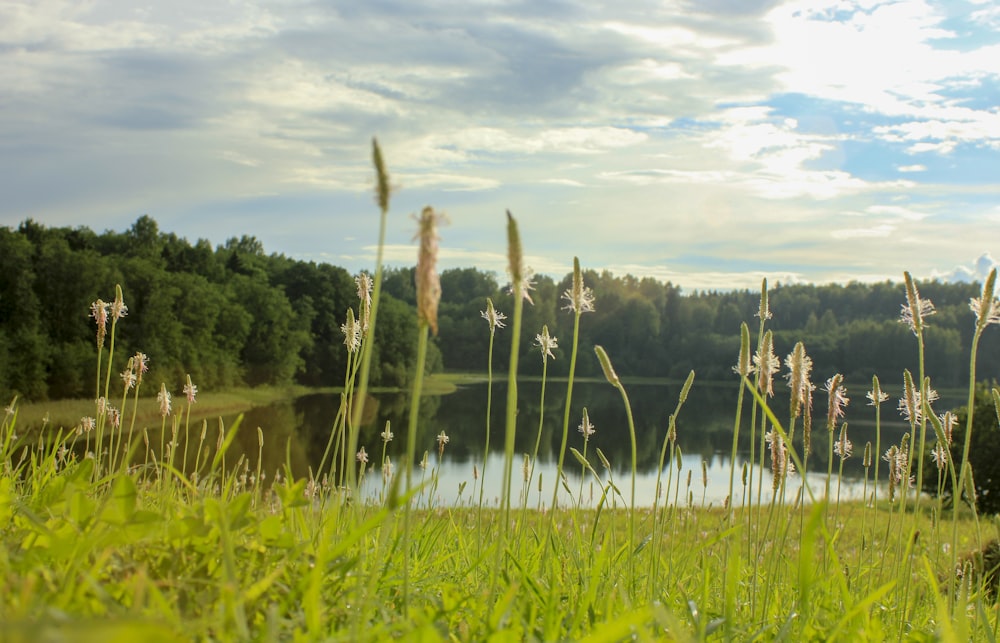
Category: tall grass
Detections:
[{"x1": 3, "y1": 144, "x2": 1000, "y2": 641}]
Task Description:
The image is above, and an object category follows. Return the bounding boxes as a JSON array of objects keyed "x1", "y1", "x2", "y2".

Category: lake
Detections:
[{"x1": 212, "y1": 378, "x2": 955, "y2": 508}]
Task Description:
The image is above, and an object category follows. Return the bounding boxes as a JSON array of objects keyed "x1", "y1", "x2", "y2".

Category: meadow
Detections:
[{"x1": 2, "y1": 139, "x2": 999, "y2": 641}]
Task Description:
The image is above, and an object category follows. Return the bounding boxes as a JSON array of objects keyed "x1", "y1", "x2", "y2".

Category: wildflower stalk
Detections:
[
  {"x1": 403, "y1": 205, "x2": 442, "y2": 609},
  {"x1": 103, "y1": 286, "x2": 126, "y2": 403},
  {"x1": 500, "y1": 211, "x2": 526, "y2": 557},
  {"x1": 951, "y1": 267, "x2": 997, "y2": 595},
  {"x1": 824, "y1": 374, "x2": 846, "y2": 503},
  {"x1": 255, "y1": 427, "x2": 264, "y2": 507},
  {"x1": 181, "y1": 374, "x2": 196, "y2": 479},
  {"x1": 527, "y1": 325, "x2": 556, "y2": 498},
  {"x1": 728, "y1": 322, "x2": 751, "y2": 523},
  {"x1": 752, "y1": 326, "x2": 777, "y2": 561},
  {"x1": 649, "y1": 370, "x2": 694, "y2": 600},
  {"x1": 347, "y1": 138, "x2": 392, "y2": 496},
  {"x1": 378, "y1": 421, "x2": 392, "y2": 480},
  {"x1": 834, "y1": 423, "x2": 851, "y2": 525},
  {"x1": 319, "y1": 394, "x2": 346, "y2": 486},
  {"x1": 866, "y1": 375, "x2": 887, "y2": 589},
  {"x1": 321, "y1": 302, "x2": 363, "y2": 487},
  {"x1": 749, "y1": 280, "x2": 771, "y2": 558},
  {"x1": 576, "y1": 407, "x2": 594, "y2": 504},
  {"x1": 903, "y1": 272, "x2": 931, "y2": 519},
  {"x1": 594, "y1": 345, "x2": 638, "y2": 596},
  {"x1": 477, "y1": 298, "x2": 504, "y2": 552},
  {"x1": 550, "y1": 257, "x2": 591, "y2": 521},
  {"x1": 90, "y1": 287, "x2": 126, "y2": 478}
]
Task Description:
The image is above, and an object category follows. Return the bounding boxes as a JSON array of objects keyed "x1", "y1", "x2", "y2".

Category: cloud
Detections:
[
  {"x1": 831, "y1": 224, "x2": 895, "y2": 240},
  {"x1": 0, "y1": 0, "x2": 998, "y2": 295},
  {"x1": 865, "y1": 205, "x2": 926, "y2": 221},
  {"x1": 935, "y1": 252, "x2": 999, "y2": 283}
]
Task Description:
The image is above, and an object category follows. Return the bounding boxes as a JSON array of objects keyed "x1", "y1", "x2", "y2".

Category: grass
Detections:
[
  {"x1": 11, "y1": 376, "x2": 459, "y2": 436},
  {"x1": 3, "y1": 140, "x2": 1000, "y2": 641},
  {"x1": 10, "y1": 385, "x2": 335, "y2": 433}
]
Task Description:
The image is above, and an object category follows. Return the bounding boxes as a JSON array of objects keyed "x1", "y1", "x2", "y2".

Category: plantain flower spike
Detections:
[
  {"x1": 480, "y1": 298, "x2": 507, "y2": 334},
  {"x1": 112, "y1": 284, "x2": 128, "y2": 320},
  {"x1": 505, "y1": 211, "x2": 534, "y2": 304},
  {"x1": 535, "y1": 325, "x2": 558, "y2": 361},
  {"x1": 372, "y1": 137, "x2": 391, "y2": 213},
  {"x1": 356, "y1": 272, "x2": 373, "y2": 334},
  {"x1": 733, "y1": 322, "x2": 753, "y2": 378},
  {"x1": 901, "y1": 271, "x2": 935, "y2": 335},
  {"x1": 970, "y1": 267, "x2": 1000, "y2": 331},
  {"x1": 756, "y1": 278, "x2": 771, "y2": 321},
  {"x1": 785, "y1": 341, "x2": 813, "y2": 421},
  {"x1": 562, "y1": 256, "x2": 595, "y2": 314},
  {"x1": 415, "y1": 206, "x2": 445, "y2": 335},
  {"x1": 753, "y1": 330, "x2": 779, "y2": 397},
  {"x1": 824, "y1": 374, "x2": 849, "y2": 432},
  {"x1": 90, "y1": 299, "x2": 108, "y2": 349},
  {"x1": 594, "y1": 345, "x2": 620, "y2": 387}
]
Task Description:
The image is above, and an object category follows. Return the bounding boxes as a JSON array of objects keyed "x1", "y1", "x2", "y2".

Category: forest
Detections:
[{"x1": 2, "y1": 215, "x2": 998, "y2": 402}]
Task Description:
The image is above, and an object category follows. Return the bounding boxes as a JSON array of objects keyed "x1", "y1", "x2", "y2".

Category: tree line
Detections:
[
  {"x1": 1, "y1": 216, "x2": 997, "y2": 401},
  {"x1": 385, "y1": 262, "x2": 999, "y2": 392}
]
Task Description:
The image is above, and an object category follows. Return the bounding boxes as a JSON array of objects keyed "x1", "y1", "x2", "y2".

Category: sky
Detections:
[{"x1": 2, "y1": 0, "x2": 999, "y2": 292}]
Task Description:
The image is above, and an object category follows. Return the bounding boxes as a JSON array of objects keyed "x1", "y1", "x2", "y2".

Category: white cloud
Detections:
[
  {"x1": 866, "y1": 205, "x2": 926, "y2": 221},
  {"x1": 831, "y1": 224, "x2": 895, "y2": 239},
  {"x1": 906, "y1": 141, "x2": 958, "y2": 155},
  {"x1": 399, "y1": 173, "x2": 502, "y2": 192},
  {"x1": 934, "y1": 252, "x2": 999, "y2": 283},
  {"x1": 727, "y1": 0, "x2": 1000, "y2": 156}
]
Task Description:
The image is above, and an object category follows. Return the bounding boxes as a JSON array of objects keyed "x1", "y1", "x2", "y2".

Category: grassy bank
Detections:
[
  {"x1": 0, "y1": 423, "x2": 989, "y2": 642},
  {"x1": 8, "y1": 374, "x2": 460, "y2": 435},
  {"x1": 7, "y1": 385, "x2": 335, "y2": 434}
]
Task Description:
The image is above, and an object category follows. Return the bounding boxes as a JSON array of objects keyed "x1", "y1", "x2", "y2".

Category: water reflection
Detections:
[{"x1": 221, "y1": 380, "x2": 955, "y2": 508}]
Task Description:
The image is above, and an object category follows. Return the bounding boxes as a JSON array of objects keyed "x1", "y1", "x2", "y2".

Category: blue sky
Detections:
[{"x1": 1, "y1": 0, "x2": 999, "y2": 291}]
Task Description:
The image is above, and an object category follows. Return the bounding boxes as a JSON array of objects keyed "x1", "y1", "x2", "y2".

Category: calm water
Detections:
[{"x1": 214, "y1": 379, "x2": 953, "y2": 508}]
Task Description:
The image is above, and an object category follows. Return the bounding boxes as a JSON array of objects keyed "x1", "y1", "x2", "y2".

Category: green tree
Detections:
[
  {"x1": 0, "y1": 229, "x2": 49, "y2": 399},
  {"x1": 924, "y1": 383, "x2": 1000, "y2": 513}
]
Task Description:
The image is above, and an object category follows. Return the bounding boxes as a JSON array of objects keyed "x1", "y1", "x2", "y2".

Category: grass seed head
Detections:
[
  {"x1": 341, "y1": 308, "x2": 361, "y2": 353},
  {"x1": 970, "y1": 267, "x2": 1000, "y2": 331},
  {"x1": 834, "y1": 423, "x2": 852, "y2": 460},
  {"x1": 756, "y1": 278, "x2": 771, "y2": 321},
  {"x1": 183, "y1": 374, "x2": 197, "y2": 404},
  {"x1": 824, "y1": 374, "x2": 848, "y2": 432},
  {"x1": 415, "y1": 206, "x2": 444, "y2": 335},
  {"x1": 372, "y1": 137, "x2": 391, "y2": 213},
  {"x1": 734, "y1": 322, "x2": 753, "y2": 378},
  {"x1": 578, "y1": 408, "x2": 595, "y2": 440},
  {"x1": 753, "y1": 330, "x2": 778, "y2": 397},
  {"x1": 480, "y1": 298, "x2": 507, "y2": 334},
  {"x1": 90, "y1": 299, "x2": 108, "y2": 349},
  {"x1": 901, "y1": 271, "x2": 935, "y2": 335},
  {"x1": 594, "y1": 345, "x2": 620, "y2": 386},
  {"x1": 157, "y1": 383, "x2": 172, "y2": 418},
  {"x1": 505, "y1": 211, "x2": 535, "y2": 304},
  {"x1": 867, "y1": 375, "x2": 889, "y2": 406},
  {"x1": 785, "y1": 341, "x2": 813, "y2": 420},
  {"x1": 562, "y1": 256, "x2": 595, "y2": 314},
  {"x1": 356, "y1": 272, "x2": 373, "y2": 334},
  {"x1": 535, "y1": 325, "x2": 558, "y2": 361},
  {"x1": 679, "y1": 370, "x2": 695, "y2": 404},
  {"x1": 111, "y1": 284, "x2": 128, "y2": 320}
]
